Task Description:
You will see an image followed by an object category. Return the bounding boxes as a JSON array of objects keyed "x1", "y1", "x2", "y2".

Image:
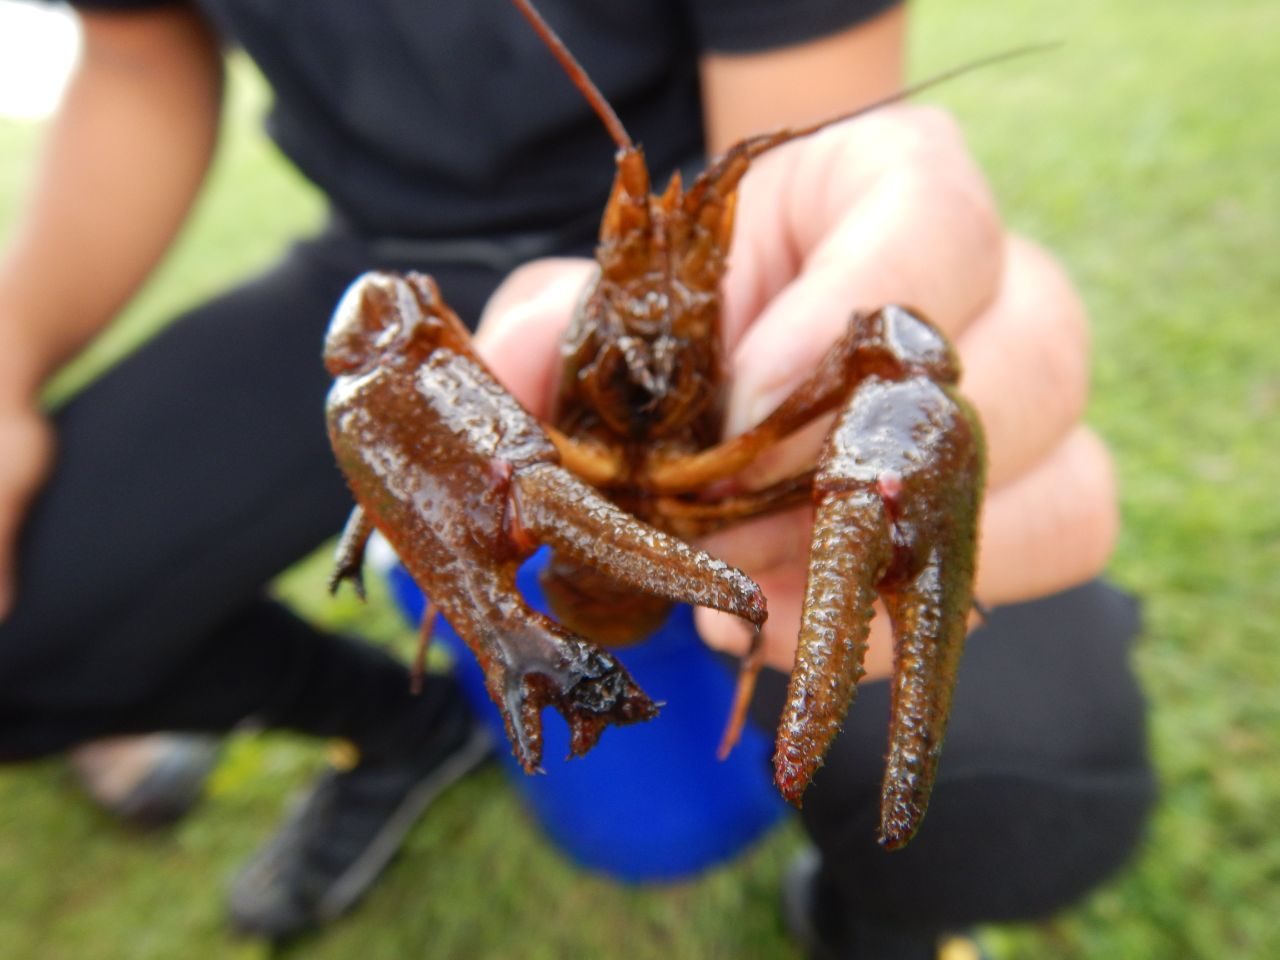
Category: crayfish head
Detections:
[
  {"x1": 563, "y1": 149, "x2": 727, "y2": 444},
  {"x1": 564, "y1": 241, "x2": 724, "y2": 444},
  {"x1": 324, "y1": 272, "x2": 466, "y2": 378}
]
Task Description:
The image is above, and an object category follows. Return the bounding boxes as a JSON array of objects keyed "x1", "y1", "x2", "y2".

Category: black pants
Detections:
[
  {"x1": 0, "y1": 224, "x2": 1153, "y2": 933},
  {"x1": 750, "y1": 580, "x2": 1154, "y2": 948},
  {"x1": 0, "y1": 226, "x2": 533, "y2": 758}
]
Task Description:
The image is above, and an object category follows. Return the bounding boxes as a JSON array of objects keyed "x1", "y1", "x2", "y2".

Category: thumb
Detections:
[{"x1": 474, "y1": 258, "x2": 596, "y2": 418}]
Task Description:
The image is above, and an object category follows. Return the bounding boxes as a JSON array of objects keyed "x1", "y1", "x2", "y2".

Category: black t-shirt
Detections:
[{"x1": 60, "y1": 0, "x2": 899, "y2": 237}]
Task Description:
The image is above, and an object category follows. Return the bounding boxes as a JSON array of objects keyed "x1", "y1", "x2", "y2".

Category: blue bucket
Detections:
[{"x1": 384, "y1": 547, "x2": 787, "y2": 882}]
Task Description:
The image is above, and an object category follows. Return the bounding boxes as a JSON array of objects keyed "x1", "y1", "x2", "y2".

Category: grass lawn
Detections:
[{"x1": 2, "y1": 0, "x2": 1278, "y2": 957}]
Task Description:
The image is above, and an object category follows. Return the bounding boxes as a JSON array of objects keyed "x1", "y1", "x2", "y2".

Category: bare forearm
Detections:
[
  {"x1": 698, "y1": 4, "x2": 906, "y2": 155},
  {"x1": 0, "y1": 7, "x2": 223, "y2": 399}
]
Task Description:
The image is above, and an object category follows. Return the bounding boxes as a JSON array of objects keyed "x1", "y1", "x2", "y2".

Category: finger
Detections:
[
  {"x1": 958, "y1": 235, "x2": 1090, "y2": 490},
  {"x1": 697, "y1": 570, "x2": 897, "y2": 678},
  {"x1": 697, "y1": 504, "x2": 814, "y2": 580},
  {"x1": 974, "y1": 425, "x2": 1119, "y2": 606},
  {"x1": 707, "y1": 235, "x2": 1091, "y2": 495},
  {"x1": 694, "y1": 510, "x2": 837, "y2": 672},
  {"x1": 722, "y1": 107, "x2": 1003, "y2": 436},
  {"x1": 699, "y1": 426, "x2": 1118, "y2": 603},
  {"x1": 473, "y1": 257, "x2": 596, "y2": 417},
  {"x1": 723, "y1": 106, "x2": 993, "y2": 333},
  {"x1": 694, "y1": 427, "x2": 1117, "y2": 668}
]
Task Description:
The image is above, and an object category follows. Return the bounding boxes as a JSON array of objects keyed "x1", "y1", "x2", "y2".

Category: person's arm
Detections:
[
  {"x1": 478, "y1": 8, "x2": 1116, "y2": 675},
  {"x1": 697, "y1": 3, "x2": 906, "y2": 154},
  {"x1": 0, "y1": 5, "x2": 223, "y2": 617},
  {"x1": 0, "y1": 5, "x2": 223, "y2": 393}
]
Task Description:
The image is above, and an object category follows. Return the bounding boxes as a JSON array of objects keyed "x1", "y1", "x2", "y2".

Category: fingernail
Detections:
[
  {"x1": 725, "y1": 383, "x2": 788, "y2": 439},
  {"x1": 694, "y1": 607, "x2": 754, "y2": 656},
  {"x1": 478, "y1": 264, "x2": 592, "y2": 347}
]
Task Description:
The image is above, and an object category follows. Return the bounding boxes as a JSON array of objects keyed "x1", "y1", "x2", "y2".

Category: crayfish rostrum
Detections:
[{"x1": 324, "y1": 0, "x2": 985, "y2": 849}]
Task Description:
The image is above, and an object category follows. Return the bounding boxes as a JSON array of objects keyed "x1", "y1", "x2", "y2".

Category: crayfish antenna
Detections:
[
  {"x1": 686, "y1": 42, "x2": 1060, "y2": 212},
  {"x1": 509, "y1": 0, "x2": 634, "y2": 151},
  {"x1": 509, "y1": 0, "x2": 655, "y2": 252}
]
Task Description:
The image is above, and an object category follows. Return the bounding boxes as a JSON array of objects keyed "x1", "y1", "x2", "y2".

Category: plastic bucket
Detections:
[{"x1": 381, "y1": 545, "x2": 786, "y2": 882}]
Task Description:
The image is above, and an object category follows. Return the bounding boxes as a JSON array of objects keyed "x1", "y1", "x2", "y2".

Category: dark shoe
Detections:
[
  {"x1": 69, "y1": 734, "x2": 222, "y2": 827},
  {"x1": 227, "y1": 719, "x2": 492, "y2": 941},
  {"x1": 782, "y1": 847, "x2": 989, "y2": 960}
]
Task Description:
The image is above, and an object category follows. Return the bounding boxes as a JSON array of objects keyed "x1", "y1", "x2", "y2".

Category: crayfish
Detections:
[{"x1": 324, "y1": 0, "x2": 985, "y2": 849}]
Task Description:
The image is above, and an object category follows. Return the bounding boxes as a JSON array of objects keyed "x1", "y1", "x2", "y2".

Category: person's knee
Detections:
[
  {"x1": 793, "y1": 579, "x2": 1157, "y2": 927},
  {"x1": 807, "y1": 761, "x2": 1156, "y2": 930}
]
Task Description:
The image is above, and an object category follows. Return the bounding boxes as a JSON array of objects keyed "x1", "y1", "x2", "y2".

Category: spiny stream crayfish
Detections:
[{"x1": 324, "y1": 0, "x2": 986, "y2": 849}]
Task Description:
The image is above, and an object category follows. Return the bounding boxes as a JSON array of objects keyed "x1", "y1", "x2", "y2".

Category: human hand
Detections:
[
  {"x1": 0, "y1": 397, "x2": 53, "y2": 620},
  {"x1": 476, "y1": 105, "x2": 1117, "y2": 677}
]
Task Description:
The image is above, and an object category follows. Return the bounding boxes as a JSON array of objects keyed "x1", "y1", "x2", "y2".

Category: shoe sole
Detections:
[{"x1": 315, "y1": 724, "x2": 494, "y2": 921}]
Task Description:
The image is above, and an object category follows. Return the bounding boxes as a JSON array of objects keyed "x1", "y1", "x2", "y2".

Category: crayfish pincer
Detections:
[
  {"x1": 324, "y1": 272, "x2": 767, "y2": 770},
  {"x1": 323, "y1": 0, "x2": 986, "y2": 850}
]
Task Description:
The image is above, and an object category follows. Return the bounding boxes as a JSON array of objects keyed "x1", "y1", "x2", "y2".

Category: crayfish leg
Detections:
[
  {"x1": 410, "y1": 600, "x2": 438, "y2": 696},
  {"x1": 774, "y1": 487, "x2": 892, "y2": 805},
  {"x1": 328, "y1": 505, "x2": 374, "y2": 599},
  {"x1": 716, "y1": 623, "x2": 765, "y2": 760},
  {"x1": 645, "y1": 317, "x2": 868, "y2": 493},
  {"x1": 654, "y1": 470, "x2": 814, "y2": 540}
]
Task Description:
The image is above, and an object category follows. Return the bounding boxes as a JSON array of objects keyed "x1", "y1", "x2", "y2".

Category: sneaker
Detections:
[
  {"x1": 69, "y1": 733, "x2": 222, "y2": 827},
  {"x1": 227, "y1": 719, "x2": 492, "y2": 941},
  {"x1": 782, "y1": 847, "x2": 988, "y2": 960},
  {"x1": 782, "y1": 847, "x2": 830, "y2": 957}
]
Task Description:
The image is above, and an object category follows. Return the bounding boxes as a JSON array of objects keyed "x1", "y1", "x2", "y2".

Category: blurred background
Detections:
[{"x1": 0, "y1": 0, "x2": 1276, "y2": 957}]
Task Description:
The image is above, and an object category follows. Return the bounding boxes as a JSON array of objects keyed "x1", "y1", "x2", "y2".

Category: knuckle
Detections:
[
  {"x1": 936, "y1": 165, "x2": 1002, "y2": 264},
  {"x1": 1068, "y1": 428, "x2": 1120, "y2": 577},
  {"x1": 1030, "y1": 428, "x2": 1118, "y2": 590},
  {"x1": 872, "y1": 104, "x2": 965, "y2": 161},
  {"x1": 1021, "y1": 239, "x2": 1092, "y2": 425},
  {"x1": 979, "y1": 427, "x2": 1119, "y2": 603},
  {"x1": 893, "y1": 159, "x2": 1003, "y2": 315},
  {"x1": 904, "y1": 103, "x2": 966, "y2": 150},
  {"x1": 499, "y1": 256, "x2": 563, "y2": 290},
  {"x1": 694, "y1": 607, "x2": 751, "y2": 656},
  {"x1": 895, "y1": 139, "x2": 1002, "y2": 262}
]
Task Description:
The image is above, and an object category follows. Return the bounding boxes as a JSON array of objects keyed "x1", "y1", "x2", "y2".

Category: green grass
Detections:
[{"x1": 2, "y1": 0, "x2": 1278, "y2": 956}]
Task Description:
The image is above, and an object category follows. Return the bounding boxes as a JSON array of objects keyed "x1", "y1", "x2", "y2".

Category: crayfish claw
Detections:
[
  {"x1": 774, "y1": 355, "x2": 983, "y2": 825},
  {"x1": 473, "y1": 609, "x2": 659, "y2": 772},
  {"x1": 774, "y1": 488, "x2": 892, "y2": 805},
  {"x1": 876, "y1": 512, "x2": 980, "y2": 848},
  {"x1": 511, "y1": 462, "x2": 767, "y2": 643}
]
